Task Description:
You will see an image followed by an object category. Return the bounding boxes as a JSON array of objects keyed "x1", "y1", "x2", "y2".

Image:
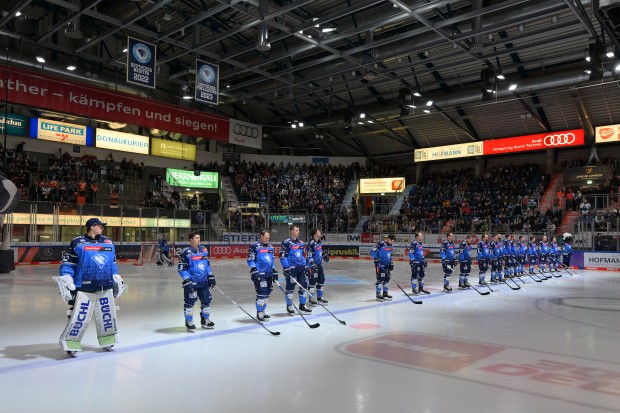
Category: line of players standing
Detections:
[{"x1": 407, "y1": 231, "x2": 574, "y2": 295}]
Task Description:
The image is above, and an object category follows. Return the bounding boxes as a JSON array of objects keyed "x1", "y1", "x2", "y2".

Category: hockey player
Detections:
[
  {"x1": 550, "y1": 236, "x2": 560, "y2": 272},
  {"x1": 562, "y1": 233, "x2": 573, "y2": 268},
  {"x1": 517, "y1": 235, "x2": 528, "y2": 276},
  {"x1": 440, "y1": 232, "x2": 457, "y2": 292},
  {"x1": 56, "y1": 217, "x2": 126, "y2": 358},
  {"x1": 280, "y1": 225, "x2": 312, "y2": 315},
  {"x1": 371, "y1": 234, "x2": 395, "y2": 301},
  {"x1": 156, "y1": 237, "x2": 173, "y2": 266},
  {"x1": 489, "y1": 233, "x2": 503, "y2": 284},
  {"x1": 527, "y1": 235, "x2": 538, "y2": 274},
  {"x1": 477, "y1": 234, "x2": 491, "y2": 285},
  {"x1": 178, "y1": 231, "x2": 216, "y2": 332},
  {"x1": 539, "y1": 235, "x2": 551, "y2": 272},
  {"x1": 307, "y1": 228, "x2": 329, "y2": 305},
  {"x1": 503, "y1": 235, "x2": 515, "y2": 279},
  {"x1": 458, "y1": 235, "x2": 473, "y2": 289},
  {"x1": 247, "y1": 230, "x2": 278, "y2": 322},
  {"x1": 408, "y1": 232, "x2": 429, "y2": 294}
]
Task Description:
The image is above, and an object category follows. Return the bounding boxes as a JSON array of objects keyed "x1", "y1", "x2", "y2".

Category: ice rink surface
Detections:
[{"x1": 1, "y1": 258, "x2": 620, "y2": 413}]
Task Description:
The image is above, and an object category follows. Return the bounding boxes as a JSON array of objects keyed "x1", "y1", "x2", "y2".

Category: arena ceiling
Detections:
[{"x1": 1, "y1": 0, "x2": 620, "y2": 162}]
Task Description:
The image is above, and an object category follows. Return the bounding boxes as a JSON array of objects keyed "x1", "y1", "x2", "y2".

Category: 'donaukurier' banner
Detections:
[
  {"x1": 126, "y1": 36, "x2": 156, "y2": 89},
  {"x1": 195, "y1": 59, "x2": 219, "y2": 105},
  {"x1": 95, "y1": 128, "x2": 149, "y2": 154},
  {"x1": 166, "y1": 168, "x2": 219, "y2": 189},
  {"x1": 151, "y1": 137, "x2": 196, "y2": 161}
]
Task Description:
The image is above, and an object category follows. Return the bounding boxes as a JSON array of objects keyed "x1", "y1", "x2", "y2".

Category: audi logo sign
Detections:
[
  {"x1": 229, "y1": 119, "x2": 262, "y2": 149},
  {"x1": 482, "y1": 129, "x2": 584, "y2": 155},
  {"x1": 543, "y1": 133, "x2": 576, "y2": 146}
]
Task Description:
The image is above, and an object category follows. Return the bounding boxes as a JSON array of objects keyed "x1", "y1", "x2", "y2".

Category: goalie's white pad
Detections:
[
  {"x1": 59, "y1": 291, "x2": 94, "y2": 352},
  {"x1": 53, "y1": 276, "x2": 74, "y2": 303},
  {"x1": 94, "y1": 289, "x2": 119, "y2": 348}
]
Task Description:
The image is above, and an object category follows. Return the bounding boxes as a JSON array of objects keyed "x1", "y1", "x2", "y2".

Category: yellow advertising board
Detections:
[
  {"x1": 151, "y1": 137, "x2": 197, "y2": 161},
  {"x1": 414, "y1": 142, "x2": 483, "y2": 162}
]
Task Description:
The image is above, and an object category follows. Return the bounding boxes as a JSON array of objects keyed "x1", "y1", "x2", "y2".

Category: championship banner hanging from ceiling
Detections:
[
  {"x1": 195, "y1": 59, "x2": 219, "y2": 105},
  {"x1": 126, "y1": 36, "x2": 156, "y2": 89}
]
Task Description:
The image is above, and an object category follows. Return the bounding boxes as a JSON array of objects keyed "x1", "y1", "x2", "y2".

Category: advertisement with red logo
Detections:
[
  {"x1": 595, "y1": 124, "x2": 620, "y2": 143},
  {"x1": 0, "y1": 66, "x2": 229, "y2": 141},
  {"x1": 483, "y1": 129, "x2": 584, "y2": 155}
]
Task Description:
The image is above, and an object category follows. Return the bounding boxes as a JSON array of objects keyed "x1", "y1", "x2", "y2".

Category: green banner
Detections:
[
  {"x1": 0, "y1": 112, "x2": 26, "y2": 136},
  {"x1": 166, "y1": 168, "x2": 218, "y2": 189}
]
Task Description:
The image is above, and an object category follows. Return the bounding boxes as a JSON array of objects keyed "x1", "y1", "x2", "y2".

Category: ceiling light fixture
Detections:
[
  {"x1": 426, "y1": 100, "x2": 433, "y2": 106},
  {"x1": 509, "y1": 84, "x2": 518, "y2": 91},
  {"x1": 36, "y1": 56, "x2": 45, "y2": 63},
  {"x1": 67, "y1": 65, "x2": 77, "y2": 71}
]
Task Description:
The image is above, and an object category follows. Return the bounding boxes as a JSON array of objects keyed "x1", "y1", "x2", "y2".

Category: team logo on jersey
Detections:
[
  {"x1": 264, "y1": 255, "x2": 273, "y2": 265},
  {"x1": 197, "y1": 262, "x2": 207, "y2": 272},
  {"x1": 92, "y1": 254, "x2": 108, "y2": 269}
]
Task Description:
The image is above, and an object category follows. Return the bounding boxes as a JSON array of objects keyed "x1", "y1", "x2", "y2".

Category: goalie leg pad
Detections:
[
  {"x1": 59, "y1": 291, "x2": 95, "y2": 352},
  {"x1": 94, "y1": 289, "x2": 119, "y2": 348}
]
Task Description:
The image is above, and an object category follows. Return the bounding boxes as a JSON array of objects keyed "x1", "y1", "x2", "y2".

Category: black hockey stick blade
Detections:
[
  {"x1": 289, "y1": 276, "x2": 346, "y2": 325},
  {"x1": 274, "y1": 280, "x2": 320, "y2": 329},
  {"x1": 214, "y1": 286, "x2": 281, "y2": 336},
  {"x1": 394, "y1": 281, "x2": 423, "y2": 304},
  {"x1": 527, "y1": 273, "x2": 543, "y2": 282},
  {"x1": 465, "y1": 282, "x2": 490, "y2": 295},
  {"x1": 499, "y1": 279, "x2": 520, "y2": 290}
]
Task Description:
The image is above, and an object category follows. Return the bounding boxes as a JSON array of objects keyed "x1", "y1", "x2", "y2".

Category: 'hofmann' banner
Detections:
[
  {"x1": 229, "y1": 118, "x2": 262, "y2": 149},
  {"x1": 195, "y1": 60, "x2": 219, "y2": 105},
  {"x1": 126, "y1": 37, "x2": 156, "y2": 89}
]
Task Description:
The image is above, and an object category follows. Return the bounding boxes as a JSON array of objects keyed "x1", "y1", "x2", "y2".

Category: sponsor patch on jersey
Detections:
[{"x1": 84, "y1": 246, "x2": 102, "y2": 251}]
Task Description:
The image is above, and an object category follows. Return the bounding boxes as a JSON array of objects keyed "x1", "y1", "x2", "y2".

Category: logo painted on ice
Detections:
[{"x1": 92, "y1": 254, "x2": 108, "y2": 269}]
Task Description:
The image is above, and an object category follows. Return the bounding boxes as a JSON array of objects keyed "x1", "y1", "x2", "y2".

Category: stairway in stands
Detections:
[
  {"x1": 341, "y1": 178, "x2": 359, "y2": 208},
  {"x1": 220, "y1": 175, "x2": 239, "y2": 208},
  {"x1": 557, "y1": 211, "x2": 579, "y2": 236},
  {"x1": 537, "y1": 173, "x2": 562, "y2": 213},
  {"x1": 389, "y1": 183, "x2": 414, "y2": 215}
]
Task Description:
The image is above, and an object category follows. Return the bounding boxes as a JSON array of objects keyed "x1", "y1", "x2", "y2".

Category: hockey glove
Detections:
[
  {"x1": 182, "y1": 278, "x2": 193, "y2": 288},
  {"x1": 283, "y1": 267, "x2": 291, "y2": 279},
  {"x1": 322, "y1": 250, "x2": 330, "y2": 262},
  {"x1": 388, "y1": 263, "x2": 394, "y2": 271},
  {"x1": 272, "y1": 268, "x2": 279, "y2": 281},
  {"x1": 250, "y1": 267, "x2": 259, "y2": 282},
  {"x1": 310, "y1": 261, "x2": 318, "y2": 271},
  {"x1": 112, "y1": 274, "x2": 127, "y2": 298},
  {"x1": 53, "y1": 275, "x2": 75, "y2": 303},
  {"x1": 409, "y1": 260, "x2": 415, "y2": 270},
  {"x1": 373, "y1": 259, "x2": 380, "y2": 268},
  {"x1": 423, "y1": 260, "x2": 428, "y2": 268},
  {"x1": 207, "y1": 274, "x2": 216, "y2": 288}
]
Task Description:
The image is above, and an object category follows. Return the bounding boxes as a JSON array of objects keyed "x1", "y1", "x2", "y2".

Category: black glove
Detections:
[
  {"x1": 322, "y1": 251, "x2": 330, "y2": 262},
  {"x1": 272, "y1": 268, "x2": 279, "y2": 281},
  {"x1": 452, "y1": 259, "x2": 457, "y2": 267},
  {"x1": 374, "y1": 259, "x2": 380, "y2": 268},
  {"x1": 310, "y1": 261, "x2": 318, "y2": 271},
  {"x1": 388, "y1": 263, "x2": 394, "y2": 271},
  {"x1": 250, "y1": 267, "x2": 259, "y2": 282},
  {"x1": 424, "y1": 260, "x2": 428, "y2": 268},
  {"x1": 283, "y1": 268, "x2": 291, "y2": 279},
  {"x1": 409, "y1": 260, "x2": 415, "y2": 270},
  {"x1": 207, "y1": 274, "x2": 216, "y2": 288},
  {"x1": 182, "y1": 278, "x2": 194, "y2": 292}
]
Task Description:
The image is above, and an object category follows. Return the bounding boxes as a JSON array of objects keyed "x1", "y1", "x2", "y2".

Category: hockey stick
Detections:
[
  {"x1": 464, "y1": 281, "x2": 491, "y2": 295},
  {"x1": 274, "y1": 279, "x2": 320, "y2": 329},
  {"x1": 537, "y1": 268, "x2": 556, "y2": 279},
  {"x1": 479, "y1": 282, "x2": 497, "y2": 292},
  {"x1": 498, "y1": 277, "x2": 521, "y2": 290},
  {"x1": 525, "y1": 272, "x2": 543, "y2": 282},
  {"x1": 393, "y1": 280, "x2": 424, "y2": 304},
  {"x1": 213, "y1": 286, "x2": 281, "y2": 336},
  {"x1": 541, "y1": 266, "x2": 562, "y2": 278},
  {"x1": 288, "y1": 276, "x2": 347, "y2": 325},
  {"x1": 558, "y1": 261, "x2": 577, "y2": 276}
]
